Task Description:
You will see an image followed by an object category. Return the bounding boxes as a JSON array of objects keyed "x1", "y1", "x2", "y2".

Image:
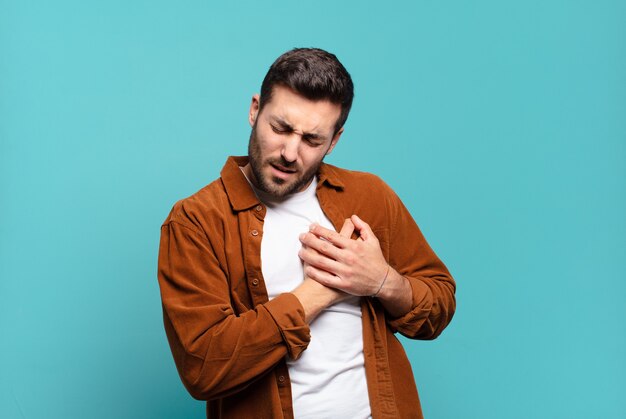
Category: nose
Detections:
[{"x1": 281, "y1": 136, "x2": 300, "y2": 164}]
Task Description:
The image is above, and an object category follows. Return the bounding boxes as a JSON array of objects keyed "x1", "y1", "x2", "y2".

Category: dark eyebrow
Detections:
[
  {"x1": 271, "y1": 117, "x2": 293, "y2": 131},
  {"x1": 270, "y1": 116, "x2": 327, "y2": 142},
  {"x1": 302, "y1": 132, "x2": 321, "y2": 141}
]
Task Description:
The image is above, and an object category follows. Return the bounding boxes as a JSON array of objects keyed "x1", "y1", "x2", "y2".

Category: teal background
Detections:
[{"x1": 1, "y1": 0, "x2": 624, "y2": 418}]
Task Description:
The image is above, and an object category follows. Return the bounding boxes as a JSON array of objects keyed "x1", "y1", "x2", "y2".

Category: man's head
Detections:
[{"x1": 245, "y1": 48, "x2": 354, "y2": 198}]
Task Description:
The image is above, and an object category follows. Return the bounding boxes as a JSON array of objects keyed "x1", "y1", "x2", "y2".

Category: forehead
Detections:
[{"x1": 262, "y1": 85, "x2": 341, "y2": 135}]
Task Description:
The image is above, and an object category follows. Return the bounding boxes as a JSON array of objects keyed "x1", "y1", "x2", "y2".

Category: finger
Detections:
[
  {"x1": 351, "y1": 214, "x2": 377, "y2": 242},
  {"x1": 339, "y1": 218, "x2": 355, "y2": 238},
  {"x1": 299, "y1": 242, "x2": 344, "y2": 273},
  {"x1": 304, "y1": 265, "x2": 346, "y2": 290},
  {"x1": 307, "y1": 223, "x2": 351, "y2": 248},
  {"x1": 300, "y1": 233, "x2": 342, "y2": 260}
]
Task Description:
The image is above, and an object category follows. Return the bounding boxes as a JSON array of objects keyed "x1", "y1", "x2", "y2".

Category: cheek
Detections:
[
  {"x1": 263, "y1": 130, "x2": 287, "y2": 149},
  {"x1": 254, "y1": 131, "x2": 280, "y2": 155},
  {"x1": 300, "y1": 149, "x2": 327, "y2": 169}
]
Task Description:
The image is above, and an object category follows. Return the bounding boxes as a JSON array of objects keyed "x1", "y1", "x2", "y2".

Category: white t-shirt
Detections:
[{"x1": 251, "y1": 177, "x2": 371, "y2": 419}]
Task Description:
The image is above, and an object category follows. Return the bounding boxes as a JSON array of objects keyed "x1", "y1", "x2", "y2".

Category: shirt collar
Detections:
[
  {"x1": 317, "y1": 161, "x2": 346, "y2": 190},
  {"x1": 220, "y1": 155, "x2": 345, "y2": 212}
]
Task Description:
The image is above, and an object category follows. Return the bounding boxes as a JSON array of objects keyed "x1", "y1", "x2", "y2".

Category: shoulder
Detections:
[
  {"x1": 320, "y1": 163, "x2": 394, "y2": 195},
  {"x1": 162, "y1": 178, "x2": 230, "y2": 235},
  {"x1": 319, "y1": 163, "x2": 406, "y2": 234}
]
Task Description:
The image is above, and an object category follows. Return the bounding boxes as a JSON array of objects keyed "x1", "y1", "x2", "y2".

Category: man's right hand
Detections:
[{"x1": 290, "y1": 218, "x2": 355, "y2": 322}]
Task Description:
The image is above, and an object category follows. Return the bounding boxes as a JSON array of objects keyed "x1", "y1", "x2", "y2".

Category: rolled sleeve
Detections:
[
  {"x1": 264, "y1": 293, "x2": 310, "y2": 360},
  {"x1": 386, "y1": 278, "x2": 432, "y2": 333}
]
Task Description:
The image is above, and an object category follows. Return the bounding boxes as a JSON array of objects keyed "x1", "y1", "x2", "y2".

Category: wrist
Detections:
[
  {"x1": 375, "y1": 269, "x2": 413, "y2": 317},
  {"x1": 292, "y1": 278, "x2": 344, "y2": 322},
  {"x1": 371, "y1": 264, "x2": 390, "y2": 297}
]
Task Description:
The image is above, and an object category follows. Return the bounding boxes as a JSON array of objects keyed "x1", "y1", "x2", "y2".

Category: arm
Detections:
[
  {"x1": 158, "y1": 216, "x2": 353, "y2": 400},
  {"x1": 158, "y1": 220, "x2": 309, "y2": 400},
  {"x1": 383, "y1": 195, "x2": 456, "y2": 339}
]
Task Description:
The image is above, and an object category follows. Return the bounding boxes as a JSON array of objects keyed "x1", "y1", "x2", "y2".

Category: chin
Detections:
[
  {"x1": 264, "y1": 175, "x2": 304, "y2": 197},
  {"x1": 267, "y1": 182, "x2": 296, "y2": 197}
]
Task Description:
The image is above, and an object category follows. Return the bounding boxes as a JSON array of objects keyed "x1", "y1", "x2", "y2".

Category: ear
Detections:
[
  {"x1": 325, "y1": 127, "x2": 344, "y2": 156},
  {"x1": 249, "y1": 94, "x2": 260, "y2": 126}
]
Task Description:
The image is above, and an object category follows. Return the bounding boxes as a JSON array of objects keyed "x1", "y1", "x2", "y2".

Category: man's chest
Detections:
[{"x1": 260, "y1": 193, "x2": 335, "y2": 299}]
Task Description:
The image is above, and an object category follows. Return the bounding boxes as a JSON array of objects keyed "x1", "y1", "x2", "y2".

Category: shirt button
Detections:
[
  {"x1": 251, "y1": 278, "x2": 259, "y2": 286},
  {"x1": 251, "y1": 229, "x2": 259, "y2": 236},
  {"x1": 278, "y1": 375, "x2": 285, "y2": 383},
  {"x1": 255, "y1": 205, "x2": 263, "y2": 212}
]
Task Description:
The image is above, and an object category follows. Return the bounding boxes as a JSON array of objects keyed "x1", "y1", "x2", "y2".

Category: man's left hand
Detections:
[{"x1": 298, "y1": 214, "x2": 390, "y2": 297}]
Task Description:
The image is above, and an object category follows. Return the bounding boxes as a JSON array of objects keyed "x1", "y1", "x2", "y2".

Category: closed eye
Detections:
[
  {"x1": 271, "y1": 124, "x2": 289, "y2": 134},
  {"x1": 303, "y1": 136, "x2": 324, "y2": 147}
]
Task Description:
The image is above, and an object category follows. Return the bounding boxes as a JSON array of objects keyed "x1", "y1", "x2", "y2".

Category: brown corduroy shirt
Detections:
[{"x1": 158, "y1": 156, "x2": 456, "y2": 418}]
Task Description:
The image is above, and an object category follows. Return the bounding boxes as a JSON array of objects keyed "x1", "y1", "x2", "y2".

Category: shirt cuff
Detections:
[{"x1": 263, "y1": 293, "x2": 311, "y2": 360}]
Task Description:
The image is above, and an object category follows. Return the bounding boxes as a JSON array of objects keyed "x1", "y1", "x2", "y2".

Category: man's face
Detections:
[{"x1": 245, "y1": 85, "x2": 343, "y2": 198}]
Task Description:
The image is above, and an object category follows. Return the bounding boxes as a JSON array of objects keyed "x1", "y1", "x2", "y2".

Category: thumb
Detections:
[
  {"x1": 339, "y1": 218, "x2": 355, "y2": 238},
  {"x1": 351, "y1": 214, "x2": 375, "y2": 241}
]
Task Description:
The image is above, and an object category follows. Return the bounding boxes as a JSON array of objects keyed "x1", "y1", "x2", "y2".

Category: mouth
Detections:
[
  {"x1": 269, "y1": 163, "x2": 297, "y2": 180},
  {"x1": 272, "y1": 163, "x2": 296, "y2": 173}
]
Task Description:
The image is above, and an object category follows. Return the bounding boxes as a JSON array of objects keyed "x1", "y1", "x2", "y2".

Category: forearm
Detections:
[
  {"x1": 291, "y1": 277, "x2": 348, "y2": 322},
  {"x1": 386, "y1": 272, "x2": 456, "y2": 339},
  {"x1": 162, "y1": 292, "x2": 308, "y2": 400}
]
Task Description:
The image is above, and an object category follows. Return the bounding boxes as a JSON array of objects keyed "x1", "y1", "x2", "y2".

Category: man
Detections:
[{"x1": 158, "y1": 48, "x2": 455, "y2": 418}]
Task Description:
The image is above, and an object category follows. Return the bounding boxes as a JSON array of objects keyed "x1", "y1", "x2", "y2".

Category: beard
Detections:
[{"x1": 247, "y1": 125, "x2": 323, "y2": 198}]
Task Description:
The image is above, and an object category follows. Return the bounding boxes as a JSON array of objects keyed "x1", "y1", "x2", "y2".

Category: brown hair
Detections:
[{"x1": 259, "y1": 48, "x2": 354, "y2": 134}]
